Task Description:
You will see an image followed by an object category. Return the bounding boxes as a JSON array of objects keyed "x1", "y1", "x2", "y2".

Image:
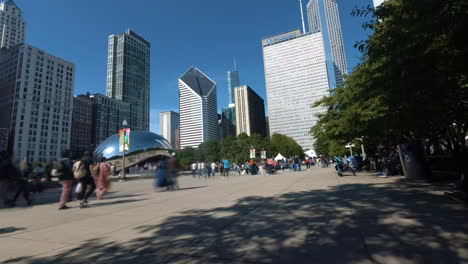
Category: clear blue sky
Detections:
[{"x1": 17, "y1": 0, "x2": 372, "y2": 134}]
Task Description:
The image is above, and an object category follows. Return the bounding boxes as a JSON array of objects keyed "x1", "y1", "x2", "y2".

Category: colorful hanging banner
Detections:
[
  {"x1": 249, "y1": 148, "x2": 256, "y2": 159},
  {"x1": 261, "y1": 150, "x2": 267, "y2": 159},
  {"x1": 119, "y1": 128, "x2": 131, "y2": 152}
]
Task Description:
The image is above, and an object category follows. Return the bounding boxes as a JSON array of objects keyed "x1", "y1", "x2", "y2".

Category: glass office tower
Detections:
[
  {"x1": 107, "y1": 29, "x2": 151, "y2": 131},
  {"x1": 307, "y1": 0, "x2": 347, "y2": 88}
]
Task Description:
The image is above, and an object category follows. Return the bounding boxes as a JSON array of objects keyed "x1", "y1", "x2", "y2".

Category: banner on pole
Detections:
[
  {"x1": 261, "y1": 150, "x2": 267, "y2": 159},
  {"x1": 119, "y1": 128, "x2": 130, "y2": 152},
  {"x1": 249, "y1": 149, "x2": 256, "y2": 159}
]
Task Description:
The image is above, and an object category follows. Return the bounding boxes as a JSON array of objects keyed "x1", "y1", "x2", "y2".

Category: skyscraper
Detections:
[
  {"x1": 70, "y1": 96, "x2": 94, "y2": 158},
  {"x1": 307, "y1": 0, "x2": 347, "y2": 88},
  {"x1": 234, "y1": 85, "x2": 267, "y2": 137},
  {"x1": 179, "y1": 67, "x2": 218, "y2": 149},
  {"x1": 227, "y1": 70, "x2": 240, "y2": 105},
  {"x1": 219, "y1": 106, "x2": 236, "y2": 139},
  {"x1": 160, "y1": 111, "x2": 179, "y2": 149},
  {"x1": 107, "y1": 29, "x2": 150, "y2": 131},
  {"x1": 0, "y1": 44, "x2": 75, "y2": 163},
  {"x1": 262, "y1": 30, "x2": 329, "y2": 151},
  {"x1": 373, "y1": 0, "x2": 386, "y2": 7},
  {"x1": 70, "y1": 93, "x2": 130, "y2": 158},
  {"x1": 0, "y1": 0, "x2": 26, "y2": 49},
  {"x1": 89, "y1": 94, "x2": 130, "y2": 146}
]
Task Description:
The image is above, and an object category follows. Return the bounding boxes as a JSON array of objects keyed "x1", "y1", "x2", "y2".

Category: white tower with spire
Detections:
[
  {"x1": 373, "y1": 0, "x2": 386, "y2": 8},
  {"x1": 0, "y1": 0, "x2": 26, "y2": 49}
]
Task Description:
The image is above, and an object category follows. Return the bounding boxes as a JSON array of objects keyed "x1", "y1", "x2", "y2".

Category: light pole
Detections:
[
  {"x1": 345, "y1": 144, "x2": 355, "y2": 156},
  {"x1": 120, "y1": 120, "x2": 128, "y2": 182},
  {"x1": 356, "y1": 137, "x2": 367, "y2": 160}
]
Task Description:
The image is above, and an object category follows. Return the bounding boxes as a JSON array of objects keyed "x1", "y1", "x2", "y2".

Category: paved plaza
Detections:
[{"x1": 1, "y1": 168, "x2": 467, "y2": 264}]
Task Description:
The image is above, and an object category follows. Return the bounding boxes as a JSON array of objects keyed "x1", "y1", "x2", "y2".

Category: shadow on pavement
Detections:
[
  {"x1": 4, "y1": 181, "x2": 468, "y2": 264},
  {"x1": 87, "y1": 198, "x2": 150, "y2": 208},
  {"x1": 0, "y1": 227, "x2": 26, "y2": 235}
]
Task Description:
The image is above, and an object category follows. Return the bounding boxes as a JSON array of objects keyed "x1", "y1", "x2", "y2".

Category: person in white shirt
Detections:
[
  {"x1": 211, "y1": 162, "x2": 216, "y2": 177},
  {"x1": 191, "y1": 163, "x2": 197, "y2": 178}
]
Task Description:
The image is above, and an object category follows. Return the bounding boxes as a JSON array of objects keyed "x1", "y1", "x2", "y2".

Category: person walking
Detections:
[
  {"x1": 191, "y1": 162, "x2": 197, "y2": 178},
  {"x1": 211, "y1": 162, "x2": 216, "y2": 177},
  {"x1": 54, "y1": 150, "x2": 74, "y2": 210},
  {"x1": 197, "y1": 161, "x2": 203, "y2": 178},
  {"x1": 205, "y1": 162, "x2": 211, "y2": 179},
  {"x1": 167, "y1": 158, "x2": 180, "y2": 191},
  {"x1": 155, "y1": 159, "x2": 168, "y2": 189},
  {"x1": 306, "y1": 157, "x2": 311, "y2": 169},
  {"x1": 5, "y1": 157, "x2": 32, "y2": 207},
  {"x1": 348, "y1": 155, "x2": 357, "y2": 176},
  {"x1": 223, "y1": 159, "x2": 230, "y2": 178},
  {"x1": 94, "y1": 158, "x2": 111, "y2": 200},
  {"x1": 1, "y1": 152, "x2": 32, "y2": 207},
  {"x1": 73, "y1": 151, "x2": 96, "y2": 208}
]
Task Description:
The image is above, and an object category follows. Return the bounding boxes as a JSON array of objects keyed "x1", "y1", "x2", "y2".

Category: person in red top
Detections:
[{"x1": 306, "y1": 157, "x2": 311, "y2": 169}]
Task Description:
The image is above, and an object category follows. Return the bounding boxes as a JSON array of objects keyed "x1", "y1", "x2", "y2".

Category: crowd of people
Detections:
[
  {"x1": 0, "y1": 150, "x2": 111, "y2": 210},
  {"x1": 188, "y1": 155, "x2": 334, "y2": 178},
  {"x1": 1, "y1": 150, "x2": 362, "y2": 210}
]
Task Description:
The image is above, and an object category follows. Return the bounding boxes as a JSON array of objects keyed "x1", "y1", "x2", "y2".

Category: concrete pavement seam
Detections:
[{"x1": 335, "y1": 170, "x2": 376, "y2": 264}]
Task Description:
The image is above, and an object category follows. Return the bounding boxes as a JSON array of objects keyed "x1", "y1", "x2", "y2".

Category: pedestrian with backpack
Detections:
[
  {"x1": 73, "y1": 151, "x2": 95, "y2": 208},
  {"x1": 52, "y1": 150, "x2": 74, "y2": 210}
]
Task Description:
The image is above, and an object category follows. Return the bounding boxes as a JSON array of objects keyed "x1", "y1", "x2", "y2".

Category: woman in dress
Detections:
[{"x1": 94, "y1": 157, "x2": 110, "y2": 200}]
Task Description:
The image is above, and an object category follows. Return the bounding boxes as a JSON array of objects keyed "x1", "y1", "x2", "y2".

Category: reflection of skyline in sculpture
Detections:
[{"x1": 95, "y1": 131, "x2": 171, "y2": 160}]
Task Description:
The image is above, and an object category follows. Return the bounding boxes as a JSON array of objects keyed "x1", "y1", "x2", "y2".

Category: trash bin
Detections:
[{"x1": 398, "y1": 141, "x2": 430, "y2": 181}]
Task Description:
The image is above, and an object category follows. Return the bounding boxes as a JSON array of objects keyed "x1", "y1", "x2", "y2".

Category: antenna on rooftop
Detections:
[{"x1": 299, "y1": 0, "x2": 306, "y2": 34}]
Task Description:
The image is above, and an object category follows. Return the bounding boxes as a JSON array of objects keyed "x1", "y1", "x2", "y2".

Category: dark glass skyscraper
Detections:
[{"x1": 107, "y1": 29, "x2": 151, "y2": 131}]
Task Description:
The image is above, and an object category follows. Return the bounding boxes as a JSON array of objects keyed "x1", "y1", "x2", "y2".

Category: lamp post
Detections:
[
  {"x1": 120, "y1": 120, "x2": 128, "y2": 182},
  {"x1": 345, "y1": 144, "x2": 355, "y2": 156},
  {"x1": 356, "y1": 137, "x2": 367, "y2": 160}
]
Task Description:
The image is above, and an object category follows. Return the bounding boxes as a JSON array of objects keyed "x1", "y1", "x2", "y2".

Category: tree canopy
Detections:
[
  {"x1": 175, "y1": 133, "x2": 304, "y2": 166},
  {"x1": 311, "y1": 0, "x2": 468, "y2": 156}
]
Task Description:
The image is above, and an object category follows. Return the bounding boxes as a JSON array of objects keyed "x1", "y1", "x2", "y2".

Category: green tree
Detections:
[
  {"x1": 312, "y1": 0, "x2": 468, "y2": 157},
  {"x1": 270, "y1": 133, "x2": 304, "y2": 158},
  {"x1": 198, "y1": 140, "x2": 220, "y2": 162}
]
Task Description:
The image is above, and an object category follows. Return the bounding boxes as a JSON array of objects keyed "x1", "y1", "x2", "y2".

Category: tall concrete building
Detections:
[
  {"x1": 234, "y1": 85, "x2": 267, "y2": 137},
  {"x1": 0, "y1": 0, "x2": 26, "y2": 49},
  {"x1": 160, "y1": 111, "x2": 179, "y2": 149},
  {"x1": 89, "y1": 93, "x2": 130, "y2": 147},
  {"x1": 307, "y1": 0, "x2": 347, "y2": 88},
  {"x1": 262, "y1": 30, "x2": 329, "y2": 151},
  {"x1": 0, "y1": 44, "x2": 75, "y2": 162},
  {"x1": 70, "y1": 93, "x2": 130, "y2": 158},
  {"x1": 179, "y1": 67, "x2": 218, "y2": 149},
  {"x1": 106, "y1": 29, "x2": 150, "y2": 131},
  {"x1": 70, "y1": 96, "x2": 94, "y2": 158}
]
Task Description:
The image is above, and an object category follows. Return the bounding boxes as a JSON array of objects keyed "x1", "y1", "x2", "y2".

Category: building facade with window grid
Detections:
[
  {"x1": 0, "y1": 0, "x2": 26, "y2": 49},
  {"x1": 262, "y1": 31, "x2": 329, "y2": 151},
  {"x1": 179, "y1": 67, "x2": 218, "y2": 149},
  {"x1": 70, "y1": 95, "x2": 94, "y2": 158},
  {"x1": 160, "y1": 111, "x2": 179, "y2": 150},
  {"x1": 234, "y1": 85, "x2": 267, "y2": 137},
  {"x1": 0, "y1": 44, "x2": 75, "y2": 163},
  {"x1": 89, "y1": 93, "x2": 130, "y2": 148},
  {"x1": 106, "y1": 29, "x2": 150, "y2": 132}
]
